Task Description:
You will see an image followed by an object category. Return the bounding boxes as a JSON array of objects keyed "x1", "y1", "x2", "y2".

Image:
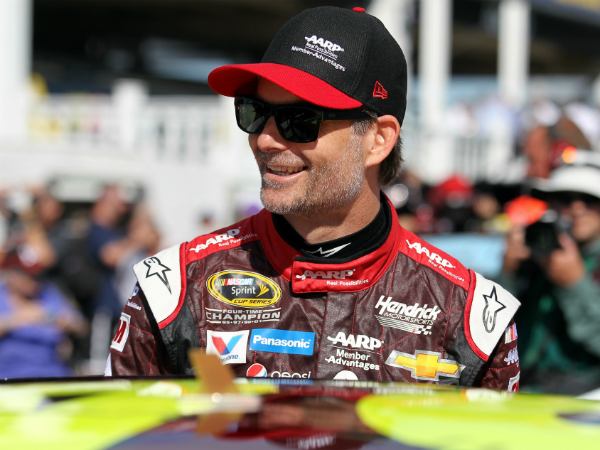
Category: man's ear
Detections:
[{"x1": 364, "y1": 115, "x2": 401, "y2": 168}]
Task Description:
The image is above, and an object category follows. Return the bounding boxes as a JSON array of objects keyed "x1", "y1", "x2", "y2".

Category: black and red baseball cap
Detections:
[{"x1": 208, "y1": 6, "x2": 408, "y2": 125}]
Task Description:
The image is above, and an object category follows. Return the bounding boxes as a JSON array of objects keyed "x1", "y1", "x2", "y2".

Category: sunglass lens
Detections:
[
  {"x1": 237, "y1": 99, "x2": 269, "y2": 134},
  {"x1": 276, "y1": 107, "x2": 321, "y2": 143}
]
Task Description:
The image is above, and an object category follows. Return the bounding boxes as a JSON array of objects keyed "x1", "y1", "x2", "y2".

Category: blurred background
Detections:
[{"x1": 1, "y1": 0, "x2": 600, "y2": 388}]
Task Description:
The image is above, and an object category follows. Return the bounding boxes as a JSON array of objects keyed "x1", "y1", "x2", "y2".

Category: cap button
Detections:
[{"x1": 353, "y1": 7, "x2": 366, "y2": 13}]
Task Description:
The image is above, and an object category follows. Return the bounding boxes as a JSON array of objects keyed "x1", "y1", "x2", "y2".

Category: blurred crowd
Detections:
[
  {"x1": 388, "y1": 96, "x2": 600, "y2": 395},
  {"x1": 0, "y1": 184, "x2": 160, "y2": 377},
  {"x1": 2, "y1": 96, "x2": 600, "y2": 395}
]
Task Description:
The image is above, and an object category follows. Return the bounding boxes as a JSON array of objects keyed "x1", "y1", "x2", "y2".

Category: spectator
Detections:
[
  {"x1": 86, "y1": 185, "x2": 134, "y2": 320},
  {"x1": 114, "y1": 204, "x2": 161, "y2": 306},
  {"x1": 0, "y1": 250, "x2": 87, "y2": 379},
  {"x1": 497, "y1": 162, "x2": 600, "y2": 394}
]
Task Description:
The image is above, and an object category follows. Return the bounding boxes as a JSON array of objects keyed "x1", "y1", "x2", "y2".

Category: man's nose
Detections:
[{"x1": 256, "y1": 116, "x2": 287, "y2": 151}]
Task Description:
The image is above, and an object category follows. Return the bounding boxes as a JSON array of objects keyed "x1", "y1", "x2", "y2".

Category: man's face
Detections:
[
  {"x1": 556, "y1": 194, "x2": 600, "y2": 244},
  {"x1": 248, "y1": 79, "x2": 368, "y2": 217}
]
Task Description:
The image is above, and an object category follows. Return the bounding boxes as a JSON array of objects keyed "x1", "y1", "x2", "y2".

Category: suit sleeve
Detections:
[
  {"x1": 476, "y1": 319, "x2": 520, "y2": 391},
  {"x1": 108, "y1": 284, "x2": 172, "y2": 375}
]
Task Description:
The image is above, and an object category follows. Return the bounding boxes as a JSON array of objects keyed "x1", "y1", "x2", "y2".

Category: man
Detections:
[
  {"x1": 499, "y1": 161, "x2": 600, "y2": 394},
  {"x1": 107, "y1": 6, "x2": 520, "y2": 389}
]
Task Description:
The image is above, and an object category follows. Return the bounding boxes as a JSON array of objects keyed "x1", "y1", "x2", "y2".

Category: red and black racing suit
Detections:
[{"x1": 108, "y1": 200, "x2": 520, "y2": 390}]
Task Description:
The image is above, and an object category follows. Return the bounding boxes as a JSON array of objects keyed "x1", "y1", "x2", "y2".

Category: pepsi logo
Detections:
[{"x1": 247, "y1": 363, "x2": 267, "y2": 377}]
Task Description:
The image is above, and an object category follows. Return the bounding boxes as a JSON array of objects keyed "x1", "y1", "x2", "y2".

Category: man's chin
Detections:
[{"x1": 260, "y1": 188, "x2": 302, "y2": 215}]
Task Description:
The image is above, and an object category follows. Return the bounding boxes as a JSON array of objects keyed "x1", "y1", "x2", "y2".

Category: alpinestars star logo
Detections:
[
  {"x1": 144, "y1": 257, "x2": 172, "y2": 293},
  {"x1": 482, "y1": 286, "x2": 506, "y2": 333},
  {"x1": 306, "y1": 243, "x2": 351, "y2": 258}
]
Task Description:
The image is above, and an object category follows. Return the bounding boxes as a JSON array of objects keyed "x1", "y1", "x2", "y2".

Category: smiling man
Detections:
[{"x1": 107, "y1": 6, "x2": 520, "y2": 389}]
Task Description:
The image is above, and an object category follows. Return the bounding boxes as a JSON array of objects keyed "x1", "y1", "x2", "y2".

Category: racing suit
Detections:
[{"x1": 108, "y1": 201, "x2": 520, "y2": 389}]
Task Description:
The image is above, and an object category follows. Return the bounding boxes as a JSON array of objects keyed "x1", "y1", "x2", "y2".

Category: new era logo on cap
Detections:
[{"x1": 373, "y1": 81, "x2": 388, "y2": 99}]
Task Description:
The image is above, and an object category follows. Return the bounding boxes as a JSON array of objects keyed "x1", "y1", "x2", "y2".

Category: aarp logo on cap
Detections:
[{"x1": 250, "y1": 329, "x2": 315, "y2": 355}]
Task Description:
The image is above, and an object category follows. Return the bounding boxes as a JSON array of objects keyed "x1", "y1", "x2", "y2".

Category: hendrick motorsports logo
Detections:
[
  {"x1": 206, "y1": 270, "x2": 281, "y2": 308},
  {"x1": 374, "y1": 295, "x2": 440, "y2": 335}
]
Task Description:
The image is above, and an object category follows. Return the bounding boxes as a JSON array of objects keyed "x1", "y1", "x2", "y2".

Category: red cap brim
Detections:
[{"x1": 208, "y1": 63, "x2": 362, "y2": 110}]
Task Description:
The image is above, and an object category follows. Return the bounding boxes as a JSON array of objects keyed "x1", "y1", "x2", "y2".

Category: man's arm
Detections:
[
  {"x1": 476, "y1": 320, "x2": 520, "y2": 391},
  {"x1": 553, "y1": 275, "x2": 600, "y2": 357},
  {"x1": 538, "y1": 233, "x2": 600, "y2": 357},
  {"x1": 107, "y1": 284, "x2": 172, "y2": 376}
]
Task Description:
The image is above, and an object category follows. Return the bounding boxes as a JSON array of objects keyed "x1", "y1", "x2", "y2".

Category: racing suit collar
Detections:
[{"x1": 256, "y1": 194, "x2": 403, "y2": 293}]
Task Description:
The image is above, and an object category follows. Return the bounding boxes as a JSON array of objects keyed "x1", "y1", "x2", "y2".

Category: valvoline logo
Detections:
[
  {"x1": 206, "y1": 330, "x2": 249, "y2": 365},
  {"x1": 249, "y1": 329, "x2": 315, "y2": 356}
]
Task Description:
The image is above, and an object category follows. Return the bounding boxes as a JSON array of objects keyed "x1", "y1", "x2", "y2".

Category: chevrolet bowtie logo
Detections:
[{"x1": 385, "y1": 350, "x2": 465, "y2": 381}]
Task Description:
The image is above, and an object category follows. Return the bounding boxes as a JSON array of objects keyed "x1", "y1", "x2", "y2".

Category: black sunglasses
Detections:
[{"x1": 234, "y1": 96, "x2": 371, "y2": 143}]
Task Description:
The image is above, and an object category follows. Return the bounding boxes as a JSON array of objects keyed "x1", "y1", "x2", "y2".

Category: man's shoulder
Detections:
[
  {"x1": 397, "y1": 228, "x2": 471, "y2": 291},
  {"x1": 185, "y1": 213, "x2": 263, "y2": 263},
  {"x1": 130, "y1": 211, "x2": 271, "y2": 329}
]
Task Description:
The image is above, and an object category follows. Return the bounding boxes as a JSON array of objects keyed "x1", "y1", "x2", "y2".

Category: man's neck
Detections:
[{"x1": 283, "y1": 188, "x2": 381, "y2": 244}]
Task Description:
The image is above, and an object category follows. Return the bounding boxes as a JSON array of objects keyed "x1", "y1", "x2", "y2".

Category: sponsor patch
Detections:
[
  {"x1": 324, "y1": 350, "x2": 380, "y2": 372},
  {"x1": 104, "y1": 354, "x2": 112, "y2": 376},
  {"x1": 189, "y1": 227, "x2": 258, "y2": 254},
  {"x1": 271, "y1": 370, "x2": 312, "y2": 379},
  {"x1": 110, "y1": 313, "x2": 131, "y2": 352},
  {"x1": 247, "y1": 363, "x2": 267, "y2": 378},
  {"x1": 468, "y1": 272, "x2": 520, "y2": 359},
  {"x1": 207, "y1": 270, "x2": 281, "y2": 308},
  {"x1": 327, "y1": 331, "x2": 382, "y2": 351},
  {"x1": 144, "y1": 257, "x2": 172, "y2": 293},
  {"x1": 504, "y1": 348, "x2": 519, "y2": 365},
  {"x1": 249, "y1": 329, "x2": 315, "y2": 355},
  {"x1": 127, "y1": 301, "x2": 142, "y2": 311},
  {"x1": 333, "y1": 370, "x2": 359, "y2": 381},
  {"x1": 296, "y1": 269, "x2": 356, "y2": 281},
  {"x1": 505, "y1": 323, "x2": 518, "y2": 344},
  {"x1": 133, "y1": 244, "x2": 182, "y2": 325},
  {"x1": 374, "y1": 295, "x2": 440, "y2": 335},
  {"x1": 508, "y1": 372, "x2": 520, "y2": 392},
  {"x1": 324, "y1": 331, "x2": 381, "y2": 372},
  {"x1": 385, "y1": 350, "x2": 465, "y2": 381},
  {"x1": 206, "y1": 330, "x2": 249, "y2": 364},
  {"x1": 290, "y1": 35, "x2": 346, "y2": 72},
  {"x1": 205, "y1": 307, "x2": 281, "y2": 325},
  {"x1": 129, "y1": 285, "x2": 139, "y2": 299}
]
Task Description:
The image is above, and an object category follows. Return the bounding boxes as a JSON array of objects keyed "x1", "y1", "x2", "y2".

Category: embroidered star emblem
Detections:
[
  {"x1": 482, "y1": 286, "x2": 506, "y2": 333},
  {"x1": 144, "y1": 257, "x2": 172, "y2": 293}
]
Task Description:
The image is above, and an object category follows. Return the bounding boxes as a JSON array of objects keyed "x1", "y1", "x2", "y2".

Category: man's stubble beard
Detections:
[{"x1": 257, "y1": 133, "x2": 366, "y2": 217}]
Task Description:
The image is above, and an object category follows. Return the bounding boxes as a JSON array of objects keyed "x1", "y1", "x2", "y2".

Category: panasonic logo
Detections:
[
  {"x1": 189, "y1": 228, "x2": 240, "y2": 253},
  {"x1": 305, "y1": 35, "x2": 344, "y2": 52},
  {"x1": 296, "y1": 269, "x2": 355, "y2": 281},
  {"x1": 252, "y1": 335, "x2": 312, "y2": 349},
  {"x1": 406, "y1": 240, "x2": 455, "y2": 268},
  {"x1": 327, "y1": 331, "x2": 382, "y2": 351}
]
